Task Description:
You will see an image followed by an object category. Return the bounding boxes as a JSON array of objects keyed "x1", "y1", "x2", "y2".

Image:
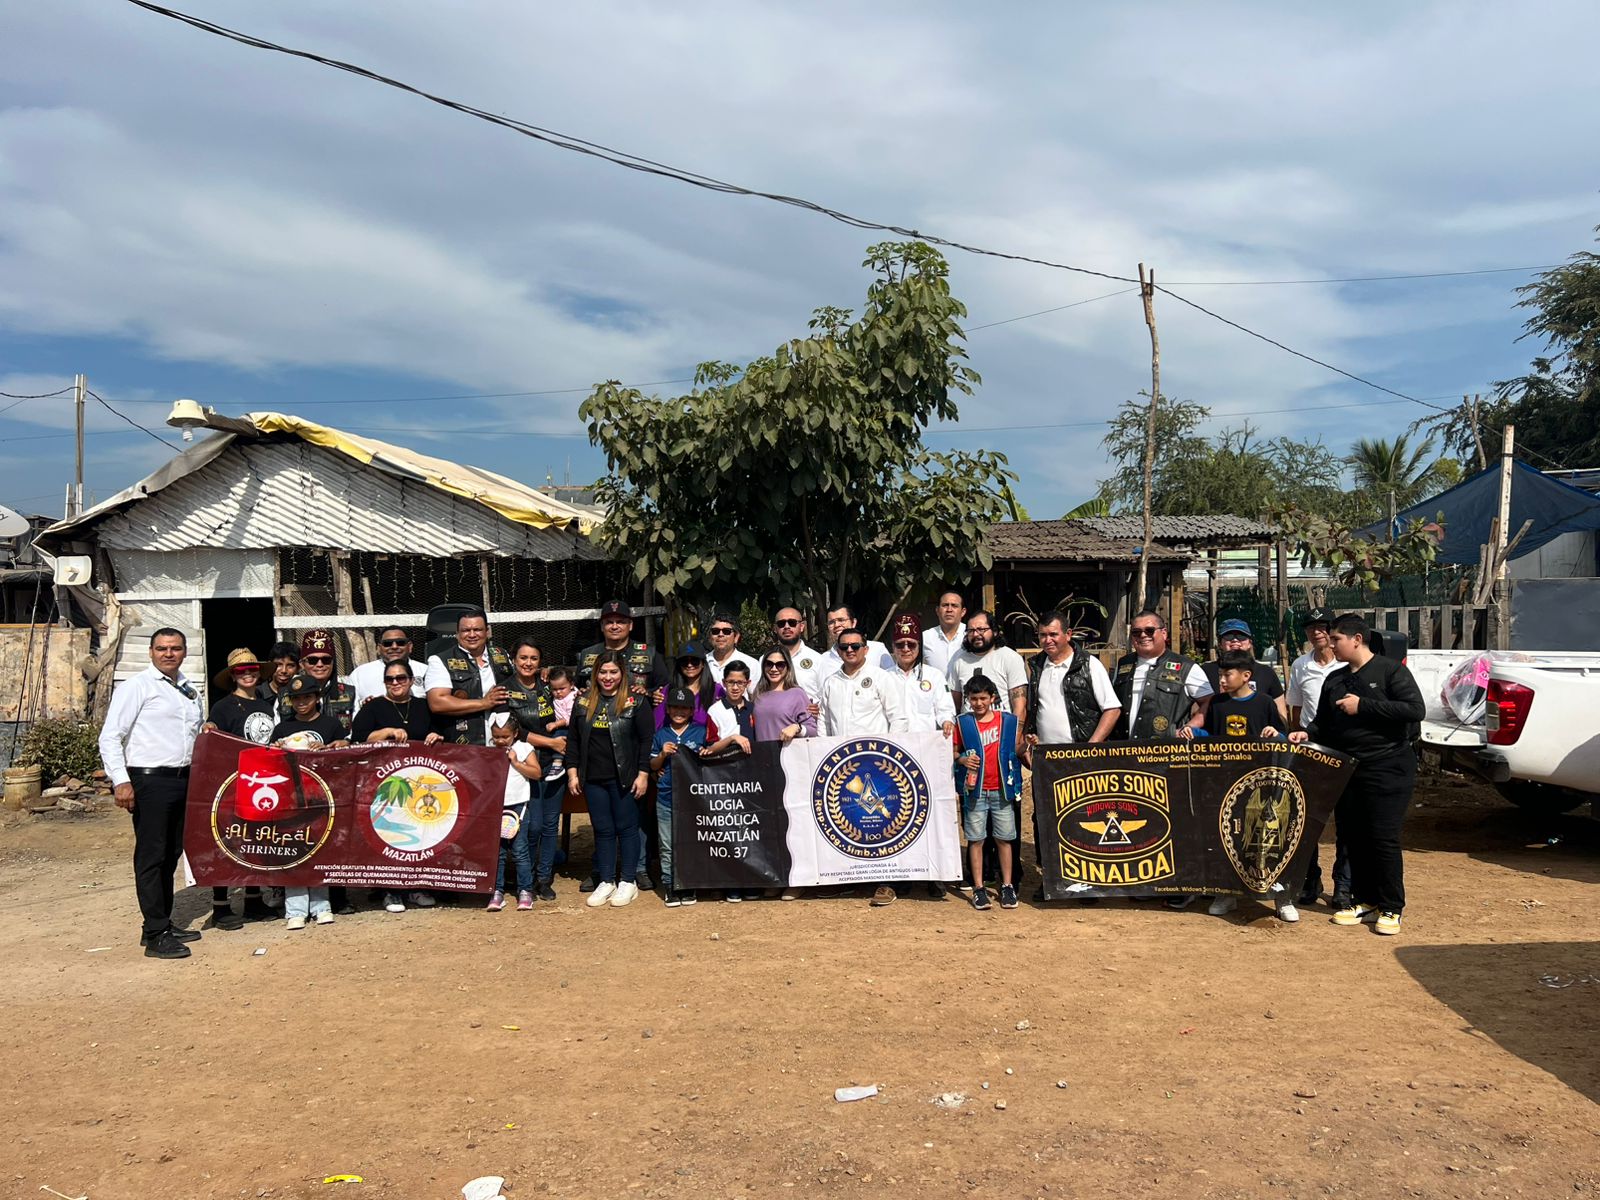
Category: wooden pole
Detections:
[
  {"x1": 1274, "y1": 538, "x2": 1289, "y2": 673},
  {"x1": 1492, "y1": 424, "x2": 1515, "y2": 649},
  {"x1": 1136, "y1": 263, "x2": 1160, "y2": 617},
  {"x1": 1206, "y1": 549, "x2": 1219, "y2": 654},
  {"x1": 1468, "y1": 394, "x2": 1487, "y2": 471},
  {"x1": 72, "y1": 373, "x2": 86, "y2": 519}
]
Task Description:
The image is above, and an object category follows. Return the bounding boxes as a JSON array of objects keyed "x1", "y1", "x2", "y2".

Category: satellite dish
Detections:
[
  {"x1": 0, "y1": 504, "x2": 28, "y2": 539},
  {"x1": 54, "y1": 555, "x2": 93, "y2": 586}
]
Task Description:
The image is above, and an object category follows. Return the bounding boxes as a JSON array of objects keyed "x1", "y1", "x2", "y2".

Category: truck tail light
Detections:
[{"x1": 1486, "y1": 680, "x2": 1534, "y2": 745}]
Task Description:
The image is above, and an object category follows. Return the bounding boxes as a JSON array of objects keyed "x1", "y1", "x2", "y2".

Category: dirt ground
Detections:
[{"x1": 2, "y1": 771, "x2": 1597, "y2": 1200}]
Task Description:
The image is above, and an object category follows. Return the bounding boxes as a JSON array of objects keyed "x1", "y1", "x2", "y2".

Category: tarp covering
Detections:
[{"x1": 1369, "y1": 459, "x2": 1600, "y2": 566}]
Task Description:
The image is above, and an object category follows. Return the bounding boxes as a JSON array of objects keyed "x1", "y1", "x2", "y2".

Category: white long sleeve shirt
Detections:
[
  {"x1": 819, "y1": 662, "x2": 910, "y2": 737},
  {"x1": 98, "y1": 665, "x2": 205, "y2": 786},
  {"x1": 894, "y1": 662, "x2": 956, "y2": 731}
]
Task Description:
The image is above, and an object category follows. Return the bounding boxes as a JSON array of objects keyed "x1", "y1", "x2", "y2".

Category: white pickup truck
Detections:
[{"x1": 1409, "y1": 649, "x2": 1600, "y2": 816}]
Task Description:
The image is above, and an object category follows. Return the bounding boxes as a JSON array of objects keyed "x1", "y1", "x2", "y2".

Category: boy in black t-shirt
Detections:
[
  {"x1": 1203, "y1": 650, "x2": 1285, "y2": 740},
  {"x1": 270, "y1": 673, "x2": 351, "y2": 749}
]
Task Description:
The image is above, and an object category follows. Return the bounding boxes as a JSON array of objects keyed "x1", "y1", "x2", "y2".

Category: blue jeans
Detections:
[
  {"x1": 496, "y1": 802, "x2": 534, "y2": 893},
  {"x1": 585, "y1": 778, "x2": 640, "y2": 885},
  {"x1": 656, "y1": 799, "x2": 674, "y2": 892},
  {"x1": 523, "y1": 778, "x2": 565, "y2": 882},
  {"x1": 285, "y1": 887, "x2": 330, "y2": 918}
]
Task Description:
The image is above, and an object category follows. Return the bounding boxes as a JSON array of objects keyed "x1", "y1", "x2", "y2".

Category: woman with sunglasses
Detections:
[
  {"x1": 652, "y1": 643, "x2": 716, "y2": 730},
  {"x1": 204, "y1": 647, "x2": 279, "y2": 929},
  {"x1": 752, "y1": 648, "x2": 816, "y2": 745},
  {"x1": 568, "y1": 649, "x2": 655, "y2": 908},
  {"x1": 351, "y1": 662, "x2": 443, "y2": 746}
]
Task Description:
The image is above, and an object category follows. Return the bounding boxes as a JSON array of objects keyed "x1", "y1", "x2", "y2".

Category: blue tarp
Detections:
[{"x1": 1366, "y1": 460, "x2": 1600, "y2": 566}]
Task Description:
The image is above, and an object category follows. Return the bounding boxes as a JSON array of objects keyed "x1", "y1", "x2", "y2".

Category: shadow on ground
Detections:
[{"x1": 1396, "y1": 940, "x2": 1600, "y2": 1103}]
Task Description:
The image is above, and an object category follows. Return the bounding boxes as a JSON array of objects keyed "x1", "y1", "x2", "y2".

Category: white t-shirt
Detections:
[
  {"x1": 921, "y1": 623, "x2": 966, "y2": 677},
  {"x1": 1287, "y1": 651, "x2": 1342, "y2": 728},
  {"x1": 1126, "y1": 655, "x2": 1213, "y2": 730},
  {"x1": 947, "y1": 646, "x2": 1029, "y2": 712},
  {"x1": 1034, "y1": 652, "x2": 1121, "y2": 743},
  {"x1": 706, "y1": 649, "x2": 760, "y2": 689},
  {"x1": 426, "y1": 645, "x2": 498, "y2": 744},
  {"x1": 346, "y1": 658, "x2": 428, "y2": 707},
  {"x1": 501, "y1": 740, "x2": 535, "y2": 807}
]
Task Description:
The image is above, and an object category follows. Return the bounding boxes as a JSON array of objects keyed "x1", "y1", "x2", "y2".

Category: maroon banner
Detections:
[{"x1": 183, "y1": 730, "x2": 504, "y2": 892}]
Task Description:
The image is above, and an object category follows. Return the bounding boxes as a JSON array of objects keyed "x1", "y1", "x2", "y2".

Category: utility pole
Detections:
[
  {"x1": 1136, "y1": 263, "x2": 1160, "y2": 616},
  {"x1": 1492, "y1": 424, "x2": 1515, "y2": 649},
  {"x1": 72, "y1": 373, "x2": 87, "y2": 518},
  {"x1": 1466, "y1": 393, "x2": 1487, "y2": 471}
]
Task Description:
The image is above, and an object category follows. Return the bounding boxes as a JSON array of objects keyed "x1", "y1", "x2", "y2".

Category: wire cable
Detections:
[
  {"x1": 85, "y1": 388, "x2": 175, "y2": 445},
  {"x1": 0, "y1": 387, "x2": 74, "y2": 400},
  {"x1": 1161, "y1": 264, "x2": 1560, "y2": 287},
  {"x1": 123, "y1": 0, "x2": 1140, "y2": 286}
]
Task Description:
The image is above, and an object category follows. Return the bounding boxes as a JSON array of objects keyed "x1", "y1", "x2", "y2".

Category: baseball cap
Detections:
[
  {"x1": 285, "y1": 672, "x2": 321, "y2": 696},
  {"x1": 599, "y1": 599, "x2": 633, "y2": 619},
  {"x1": 665, "y1": 685, "x2": 695, "y2": 708},
  {"x1": 676, "y1": 642, "x2": 706, "y2": 662},
  {"x1": 1305, "y1": 606, "x2": 1337, "y2": 626},
  {"x1": 1217, "y1": 618, "x2": 1253, "y2": 638}
]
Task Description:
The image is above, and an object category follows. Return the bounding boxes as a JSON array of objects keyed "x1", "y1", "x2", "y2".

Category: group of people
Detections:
[{"x1": 98, "y1": 590, "x2": 1424, "y2": 960}]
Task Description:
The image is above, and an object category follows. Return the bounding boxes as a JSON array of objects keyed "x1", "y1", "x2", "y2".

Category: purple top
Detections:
[
  {"x1": 754, "y1": 687, "x2": 817, "y2": 742},
  {"x1": 654, "y1": 681, "x2": 719, "y2": 730}
]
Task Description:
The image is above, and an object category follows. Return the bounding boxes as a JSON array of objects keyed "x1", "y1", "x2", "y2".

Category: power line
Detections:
[
  {"x1": 966, "y1": 288, "x2": 1140, "y2": 331},
  {"x1": 124, "y1": 0, "x2": 1141, "y2": 286},
  {"x1": 1161, "y1": 264, "x2": 1559, "y2": 287},
  {"x1": 85, "y1": 388, "x2": 174, "y2": 446},
  {"x1": 0, "y1": 387, "x2": 74, "y2": 400}
]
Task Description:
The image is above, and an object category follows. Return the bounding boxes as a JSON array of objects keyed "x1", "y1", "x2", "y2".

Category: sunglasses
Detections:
[
  {"x1": 384, "y1": 674, "x2": 412, "y2": 683},
  {"x1": 893, "y1": 640, "x2": 918, "y2": 649},
  {"x1": 838, "y1": 642, "x2": 865, "y2": 652},
  {"x1": 232, "y1": 665, "x2": 261, "y2": 674},
  {"x1": 774, "y1": 618, "x2": 801, "y2": 627},
  {"x1": 380, "y1": 638, "x2": 410, "y2": 647},
  {"x1": 1220, "y1": 634, "x2": 1251, "y2": 641},
  {"x1": 762, "y1": 660, "x2": 786, "y2": 670},
  {"x1": 708, "y1": 627, "x2": 735, "y2": 636},
  {"x1": 303, "y1": 655, "x2": 334, "y2": 665},
  {"x1": 1130, "y1": 628, "x2": 1160, "y2": 638}
]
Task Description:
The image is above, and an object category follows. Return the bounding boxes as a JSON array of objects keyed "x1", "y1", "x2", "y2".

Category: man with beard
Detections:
[
  {"x1": 946, "y1": 610, "x2": 1029, "y2": 722},
  {"x1": 771, "y1": 605, "x2": 829, "y2": 701}
]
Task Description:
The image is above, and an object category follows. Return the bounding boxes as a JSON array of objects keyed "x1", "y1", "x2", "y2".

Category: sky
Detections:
[{"x1": 2, "y1": 1, "x2": 1598, "y2": 521}]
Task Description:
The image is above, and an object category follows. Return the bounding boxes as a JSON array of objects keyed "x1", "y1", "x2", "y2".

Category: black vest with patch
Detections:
[
  {"x1": 1027, "y1": 645, "x2": 1104, "y2": 742},
  {"x1": 435, "y1": 643, "x2": 513, "y2": 744},
  {"x1": 1112, "y1": 651, "x2": 1199, "y2": 739}
]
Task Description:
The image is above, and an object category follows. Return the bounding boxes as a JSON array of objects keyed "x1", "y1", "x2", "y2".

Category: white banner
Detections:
[{"x1": 779, "y1": 732, "x2": 962, "y2": 886}]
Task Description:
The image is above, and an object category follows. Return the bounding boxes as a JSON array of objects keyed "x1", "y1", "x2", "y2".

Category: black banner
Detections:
[
  {"x1": 1032, "y1": 739, "x2": 1353, "y2": 900},
  {"x1": 672, "y1": 742, "x2": 791, "y2": 890}
]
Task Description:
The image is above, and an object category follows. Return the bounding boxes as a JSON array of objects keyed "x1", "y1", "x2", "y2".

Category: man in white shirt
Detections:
[
  {"x1": 1025, "y1": 612, "x2": 1121, "y2": 750},
  {"x1": 1287, "y1": 607, "x2": 1341, "y2": 730},
  {"x1": 346, "y1": 625, "x2": 428, "y2": 706},
  {"x1": 819, "y1": 627, "x2": 913, "y2": 907},
  {"x1": 887, "y1": 614, "x2": 955, "y2": 736},
  {"x1": 99, "y1": 628, "x2": 205, "y2": 960},
  {"x1": 425, "y1": 609, "x2": 512, "y2": 745},
  {"x1": 772, "y1": 606, "x2": 829, "y2": 700},
  {"x1": 921, "y1": 591, "x2": 967, "y2": 677},
  {"x1": 703, "y1": 611, "x2": 760, "y2": 689},
  {"x1": 822, "y1": 604, "x2": 888, "y2": 677},
  {"x1": 946, "y1": 609, "x2": 1030, "y2": 722},
  {"x1": 818, "y1": 628, "x2": 909, "y2": 738}
]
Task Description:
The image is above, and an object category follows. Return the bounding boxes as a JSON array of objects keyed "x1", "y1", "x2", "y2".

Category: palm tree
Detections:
[{"x1": 1346, "y1": 434, "x2": 1439, "y2": 539}]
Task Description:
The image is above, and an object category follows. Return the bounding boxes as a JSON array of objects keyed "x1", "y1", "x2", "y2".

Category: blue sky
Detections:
[{"x1": 3, "y1": 1, "x2": 1597, "y2": 519}]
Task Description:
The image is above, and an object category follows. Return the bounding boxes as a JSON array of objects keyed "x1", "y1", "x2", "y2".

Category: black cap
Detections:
[
  {"x1": 1305, "y1": 606, "x2": 1337, "y2": 626},
  {"x1": 600, "y1": 599, "x2": 633, "y2": 619},
  {"x1": 286, "y1": 671, "x2": 321, "y2": 696},
  {"x1": 665, "y1": 685, "x2": 695, "y2": 708}
]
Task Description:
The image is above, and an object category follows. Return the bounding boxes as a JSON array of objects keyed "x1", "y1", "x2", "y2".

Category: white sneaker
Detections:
[
  {"x1": 285, "y1": 915, "x2": 307, "y2": 930},
  {"x1": 383, "y1": 893, "x2": 405, "y2": 913},
  {"x1": 406, "y1": 891, "x2": 437, "y2": 908},
  {"x1": 610, "y1": 881, "x2": 639, "y2": 908},
  {"x1": 1207, "y1": 895, "x2": 1238, "y2": 916},
  {"x1": 585, "y1": 881, "x2": 616, "y2": 908},
  {"x1": 1276, "y1": 902, "x2": 1300, "y2": 924},
  {"x1": 315, "y1": 911, "x2": 335, "y2": 926}
]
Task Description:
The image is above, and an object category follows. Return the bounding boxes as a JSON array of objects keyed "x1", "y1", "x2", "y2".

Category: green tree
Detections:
[
  {"x1": 1097, "y1": 396, "x2": 1345, "y2": 518},
  {"x1": 1274, "y1": 504, "x2": 1444, "y2": 593},
  {"x1": 1485, "y1": 228, "x2": 1600, "y2": 467},
  {"x1": 580, "y1": 242, "x2": 1016, "y2": 629},
  {"x1": 1345, "y1": 433, "x2": 1442, "y2": 538}
]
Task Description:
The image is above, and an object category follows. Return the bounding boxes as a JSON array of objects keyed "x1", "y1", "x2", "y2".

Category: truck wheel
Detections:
[{"x1": 1494, "y1": 781, "x2": 1588, "y2": 815}]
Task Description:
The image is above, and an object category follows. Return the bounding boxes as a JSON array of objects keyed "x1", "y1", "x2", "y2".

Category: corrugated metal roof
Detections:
[
  {"x1": 91, "y1": 440, "x2": 604, "y2": 560},
  {"x1": 984, "y1": 520, "x2": 1188, "y2": 563},
  {"x1": 1082, "y1": 515, "x2": 1276, "y2": 546}
]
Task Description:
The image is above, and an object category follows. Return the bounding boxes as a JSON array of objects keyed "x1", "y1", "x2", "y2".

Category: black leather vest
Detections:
[
  {"x1": 1027, "y1": 646, "x2": 1104, "y2": 742},
  {"x1": 435, "y1": 643, "x2": 512, "y2": 744},
  {"x1": 1112, "y1": 651, "x2": 1199, "y2": 739}
]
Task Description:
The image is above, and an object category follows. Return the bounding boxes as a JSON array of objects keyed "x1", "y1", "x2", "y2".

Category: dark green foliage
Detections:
[{"x1": 17, "y1": 718, "x2": 103, "y2": 784}]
